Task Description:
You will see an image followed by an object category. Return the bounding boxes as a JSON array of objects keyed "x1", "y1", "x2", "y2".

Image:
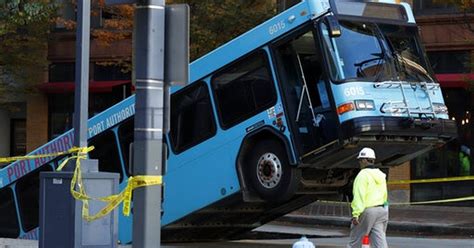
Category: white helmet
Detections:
[{"x1": 357, "y1": 147, "x2": 376, "y2": 160}]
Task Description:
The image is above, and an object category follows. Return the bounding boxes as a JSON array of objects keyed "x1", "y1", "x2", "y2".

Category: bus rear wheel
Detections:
[{"x1": 247, "y1": 140, "x2": 300, "y2": 202}]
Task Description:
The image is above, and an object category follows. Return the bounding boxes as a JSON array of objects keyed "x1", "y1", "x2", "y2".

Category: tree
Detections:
[
  {"x1": 0, "y1": 0, "x2": 277, "y2": 101},
  {"x1": 0, "y1": 0, "x2": 57, "y2": 102},
  {"x1": 178, "y1": 0, "x2": 277, "y2": 60}
]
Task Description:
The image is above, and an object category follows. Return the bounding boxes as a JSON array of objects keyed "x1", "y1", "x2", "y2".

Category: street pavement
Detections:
[
  {"x1": 2, "y1": 236, "x2": 473, "y2": 248},
  {"x1": 284, "y1": 202, "x2": 474, "y2": 236},
  {"x1": 2, "y1": 203, "x2": 474, "y2": 247}
]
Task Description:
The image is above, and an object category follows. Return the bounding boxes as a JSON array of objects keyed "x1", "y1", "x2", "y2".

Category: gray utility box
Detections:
[{"x1": 39, "y1": 171, "x2": 119, "y2": 248}]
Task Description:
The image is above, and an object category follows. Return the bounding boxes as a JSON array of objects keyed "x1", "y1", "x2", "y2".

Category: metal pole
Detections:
[
  {"x1": 74, "y1": 0, "x2": 91, "y2": 149},
  {"x1": 133, "y1": 0, "x2": 165, "y2": 247}
]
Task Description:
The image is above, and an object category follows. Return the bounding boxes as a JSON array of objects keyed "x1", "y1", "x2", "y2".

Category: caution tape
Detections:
[
  {"x1": 0, "y1": 146, "x2": 94, "y2": 163},
  {"x1": 56, "y1": 147, "x2": 163, "y2": 222},
  {"x1": 317, "y1": 195, "x2": 474, "y2": 206},
  {"x1": 388, "y1": 176, "x2": 474, "y2": 185},
  {"x1": 390, "y1": 196, "x2": 474, "y2": 206},
  {"x1": 1, "y1": 146, "x2": 162, "y2": 222},
  {"x1": 313, "y1": 176, "x2": 474, "y2": 206}
]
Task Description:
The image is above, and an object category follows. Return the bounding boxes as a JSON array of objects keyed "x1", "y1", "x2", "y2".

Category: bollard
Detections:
[
  {"x1": 292, "y1": 236, "x2": 315, "y2": 248},
  {"x1": 362, "y1": 235, "x2": 370, "y2": 248}
]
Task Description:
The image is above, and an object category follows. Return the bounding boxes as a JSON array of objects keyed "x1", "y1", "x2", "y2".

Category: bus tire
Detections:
[{"x1": 247, "y1": 140, "x2": 300, "y2": 202}]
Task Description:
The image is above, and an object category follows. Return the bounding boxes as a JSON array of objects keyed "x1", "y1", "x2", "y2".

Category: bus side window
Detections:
[
  {"x1": 170, "y1": 81, "x2": 217, "y2": 153},
  {"x1": 89, "y1": 130, "x2": 124, "y2": 182},
  {"x1": 0, "y1": 187, "x2": 20, "y2": 238},
  {"x1": 317, "y1": 80, "x2": 330, "y2": 109},
  {"x1": 118, "y1": 118, "x2": 134, "y2": 177},
  {"x1": 212, "y1": 50, "x2": 276, "y2": 129},
  {"x1": 300, "y1": 55, "x2": 323, "y2": 107},
  {"x1": 16, "y1": 166, "x2": 53, "y2": 232}
]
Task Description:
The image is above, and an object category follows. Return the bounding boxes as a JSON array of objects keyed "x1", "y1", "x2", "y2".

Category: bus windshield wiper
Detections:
[{"x1": 353, "y1": 52, "x2": 386, "y2": 81}]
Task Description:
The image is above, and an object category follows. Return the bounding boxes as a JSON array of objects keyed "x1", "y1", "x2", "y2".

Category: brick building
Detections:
[
  {"x1": 408, "y1": 0, "x2": 474, "y2": 205},
  {"x1": 0, "y1": 1, "x2": 133, "y2": 163}
]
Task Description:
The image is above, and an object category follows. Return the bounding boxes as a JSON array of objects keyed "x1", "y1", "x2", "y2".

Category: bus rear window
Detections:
[{"x1": 0, "y1": 187, "x2": 20, "y2": 238}]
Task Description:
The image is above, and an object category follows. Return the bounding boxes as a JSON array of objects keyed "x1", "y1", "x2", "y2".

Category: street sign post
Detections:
[
  {"x1": 105, "y1": 1, "x2": 189, "y2": 247},
  {"x1": 40, "y1": 0, "x2": 119, "y2": 247}
]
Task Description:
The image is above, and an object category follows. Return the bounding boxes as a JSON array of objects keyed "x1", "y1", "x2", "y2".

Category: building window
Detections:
[
  {"x1": 413, "y1": 0, "x2": 459, "y2": 15},
  {"x1": 170, "y1": 82, "x2": 217, "y2": 153},
  {"x1": 93, "y1": 63, "x2": 131, "y2": 81},
  {"x1": 49, "y1": 94, "x2": 74, "y2": 139},
  {"x1": 427, "y1": 51, "x2": 471, "y2": 74},
  {"x1": 54, "y1": 0, "x2": 75, "y2": 30},
  {"x1": 212, "y1": 50, "x2": 276, "y2": 129},
  {"x1": 49, "y1": 63, "x2": 75, "y2": 82},
  {"x1": 54, "y1": 1, "x2": 108, "y2": 30},
  {"x1": 10, "y1": 119, "x2": 26, "y2": 156}
]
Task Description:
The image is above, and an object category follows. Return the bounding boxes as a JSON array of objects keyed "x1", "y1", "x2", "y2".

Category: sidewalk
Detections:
[{"x1": 279, "y1": 202, "x2": 474, "y2": 237}]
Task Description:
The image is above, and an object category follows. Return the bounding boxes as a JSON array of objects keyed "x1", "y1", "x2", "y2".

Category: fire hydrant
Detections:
[{"x1": 292, "y1": 236, "x2": 315, "y2": 248}]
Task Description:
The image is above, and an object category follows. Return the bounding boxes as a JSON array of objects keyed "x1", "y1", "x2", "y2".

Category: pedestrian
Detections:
[
  {"x1": 348, "y1": 147, "x2": 388, "y2": 248},
  {"x1": 459, "y1": 145, "x2": 471, "y2": 176}
]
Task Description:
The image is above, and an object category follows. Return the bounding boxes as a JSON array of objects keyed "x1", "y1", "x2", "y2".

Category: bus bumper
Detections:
[
  {"x1": 340, "y1": 116, "x2": 457, "y2": 140},
  {"x1": 301, "y1": 117, "x2": 457, "y2": 169}
]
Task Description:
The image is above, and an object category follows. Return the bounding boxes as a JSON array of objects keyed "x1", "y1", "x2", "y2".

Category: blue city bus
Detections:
[{"x1": 0, "y1": 0, "x2": 456, "y2": 243}]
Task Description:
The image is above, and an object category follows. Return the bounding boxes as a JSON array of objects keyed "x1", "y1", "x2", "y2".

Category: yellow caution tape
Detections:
[
  {"x1": 317, "y1": 195, "x2": 474, "y2": 206},
  {"x1": 388, "y1": 176, "x2": 474, "y2": 185},
  {"x1": 390, "y1": 196, "x2": 474, "y2": 206},
  {"x1": 56, "y1": 147, "x2": 163, "y2": 222},
  {"x1": 2, "y1": 145, "x2": 162, "y2": 221},
  {"x1": 0, "y1": 146, "x2": 94, "y2": 164}
]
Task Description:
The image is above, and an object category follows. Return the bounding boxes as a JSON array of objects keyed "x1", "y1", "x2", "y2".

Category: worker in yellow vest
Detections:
[
  {"x1": 459, "y1": 145, "x2": 471, "y2": 176},
  {"x1": 348, "y1": 147, "x2": 388, "y2": 248}
]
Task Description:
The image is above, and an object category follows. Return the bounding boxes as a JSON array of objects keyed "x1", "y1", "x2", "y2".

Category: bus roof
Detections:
[
  {"x1": 189, "y1": 0, "x2": 414, "y2": 83},
  {"x1": 190, "y1": 0, "x2": 327, "y2": 83}
]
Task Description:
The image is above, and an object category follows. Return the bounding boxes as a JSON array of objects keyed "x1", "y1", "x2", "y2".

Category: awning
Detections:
[
  {"x1": 436, "y1": 74, "x2": 471, "y2": 88},
  {"x1": 39, "y1": 80, "x2": 131, "y2": 93}
]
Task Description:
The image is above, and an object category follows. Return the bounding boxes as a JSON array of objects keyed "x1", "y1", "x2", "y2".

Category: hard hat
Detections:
[
  {"x1": 461, "y1": 145, "x2": 471, "y2": 156},
  {"x1": 357, "y1": 147, "x2": 376, "y2": 159}
]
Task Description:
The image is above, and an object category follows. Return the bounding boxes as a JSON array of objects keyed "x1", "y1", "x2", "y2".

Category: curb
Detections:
[{"x1": 278, "y1": 215, "x2": 474, "y2": 236}]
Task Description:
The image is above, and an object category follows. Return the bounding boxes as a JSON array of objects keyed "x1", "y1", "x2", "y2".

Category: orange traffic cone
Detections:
[{"x1": 362, "y1": 235, "x2": 370, "y2": 248}]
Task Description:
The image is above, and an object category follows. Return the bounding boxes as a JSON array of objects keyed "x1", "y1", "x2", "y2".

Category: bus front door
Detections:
[{"x1": 273, "y1": 29, "x2": 338, "y2": 160}]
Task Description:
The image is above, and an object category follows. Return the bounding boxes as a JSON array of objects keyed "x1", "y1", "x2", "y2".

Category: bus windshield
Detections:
[
  {"x1": 379, "y1": 24, "x2": 434, "y2": 82},
  {"x1": 321, "y1": 20, "x2": 433, "y2": 83}
]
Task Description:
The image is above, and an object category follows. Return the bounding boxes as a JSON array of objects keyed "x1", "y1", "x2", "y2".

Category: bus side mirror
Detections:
[{"x1": 326, "y1": 15, "x2": 342, "y2": 38}]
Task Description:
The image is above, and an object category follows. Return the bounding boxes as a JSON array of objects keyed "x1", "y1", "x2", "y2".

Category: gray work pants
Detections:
[{"x1": 348, "y1": 206, "x2": 389, "y2": 248}]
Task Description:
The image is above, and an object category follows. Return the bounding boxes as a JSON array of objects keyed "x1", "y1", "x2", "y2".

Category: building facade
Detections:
[
  {"x1": 409, "y1": 0, "x2": 474, "y2": 206},
  {"x1": 25, "y1": 2, "x2": 133, "y2": 155}
]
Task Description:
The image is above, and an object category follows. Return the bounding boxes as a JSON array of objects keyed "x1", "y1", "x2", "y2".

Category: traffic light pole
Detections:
[
  {"x1": 74, "y1": 0, "x2": 90, "y2": 149},
  {"x1": 133, "y1": 0, "x2": 165, "y2": 247}
]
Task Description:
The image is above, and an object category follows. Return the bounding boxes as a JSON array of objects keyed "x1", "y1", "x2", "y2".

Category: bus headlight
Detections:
[
  {"x1": 354, "y1": 100, "x2": 375, "y2": 111},
  {"x1": 337, "y1": 102, "x2": 355, "y2": 115},
  {"x1": 433, "y1": 103, "x2": 448, "y2": 115},
  {"x1": 338, "y1": 100, "x2": 376, "y2": 115}
]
